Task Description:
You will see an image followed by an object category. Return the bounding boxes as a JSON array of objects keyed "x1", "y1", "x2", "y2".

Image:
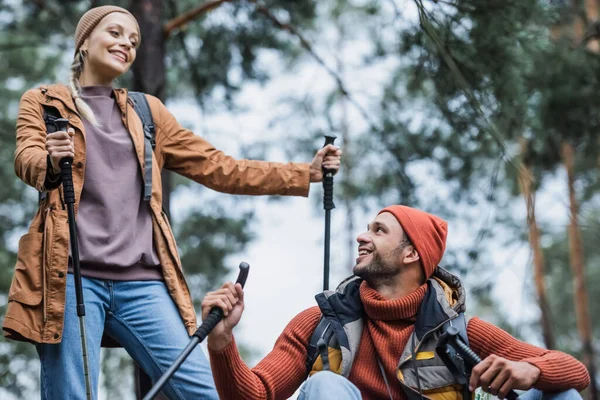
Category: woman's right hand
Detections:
[
  {"x1": 201, "y1": 282, "x2": 245, "y2": 352},
  {"x1": 45, "y1": 128, "x2": 75, "y2": 174}
]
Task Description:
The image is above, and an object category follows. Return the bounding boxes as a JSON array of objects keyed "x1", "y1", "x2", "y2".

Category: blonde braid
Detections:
[{"x1": 68, "y1": 50, "x2": 99, "y2": 127}]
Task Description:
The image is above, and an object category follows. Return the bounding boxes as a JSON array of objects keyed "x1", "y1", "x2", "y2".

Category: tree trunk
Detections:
[
  {"x1": 129, "y1": 0, "x2": 172, "y2": 219},
  {"x1": 561, "y1": 141, "x2": 598, "y2": 400},
  {"x1": 129, "y1": 1, "x2": 169, "y2": 398},
  {"x1": 518, "y1": 140, "x2": 555, "y2": 350}
]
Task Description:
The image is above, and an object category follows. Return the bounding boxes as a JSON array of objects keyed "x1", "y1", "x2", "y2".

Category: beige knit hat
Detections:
[{"x1": 74, "y1": 6, "x2": 140, "y2": 53}]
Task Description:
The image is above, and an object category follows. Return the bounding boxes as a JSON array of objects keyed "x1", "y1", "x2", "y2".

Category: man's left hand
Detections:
[
  {"x1": 309, "y1": 144, "x2": 342, "y2": 182},
  {"x1": 469, "y1": 355, "x2": 541, "y2": 399}
]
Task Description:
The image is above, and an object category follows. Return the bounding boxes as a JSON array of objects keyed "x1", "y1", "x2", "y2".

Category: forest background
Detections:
[{"x1": 0, "y1": 0, "x2": 598, "y2": 398}]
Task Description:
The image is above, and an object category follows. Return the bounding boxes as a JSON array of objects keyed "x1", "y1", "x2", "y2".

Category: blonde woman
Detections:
[{"x1": 3, "y1": 5, "x2": 341, "y2": 399}]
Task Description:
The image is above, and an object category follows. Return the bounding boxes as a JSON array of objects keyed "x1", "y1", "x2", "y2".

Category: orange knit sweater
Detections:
[{"x1": 209, "y1": 282, "x2": 590, "y2": 399}]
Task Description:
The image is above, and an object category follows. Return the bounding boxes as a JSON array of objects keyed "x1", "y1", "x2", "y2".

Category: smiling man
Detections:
[{"x1": 201, "y1": 205, "x2": 590, "y2": 400}]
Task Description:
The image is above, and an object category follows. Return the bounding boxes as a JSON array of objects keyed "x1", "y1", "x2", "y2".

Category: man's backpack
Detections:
[{"x1": 40, "y1": 91, "x2": 156, "y2": 202}]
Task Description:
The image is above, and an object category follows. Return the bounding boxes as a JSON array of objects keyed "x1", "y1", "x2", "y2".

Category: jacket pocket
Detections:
[{"x1": 7, "y1": 232, "x2": 44, "y2": 306}]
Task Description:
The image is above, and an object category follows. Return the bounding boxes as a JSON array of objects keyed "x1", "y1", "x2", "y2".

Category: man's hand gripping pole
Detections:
[{"x1": 143, "y1": 262, "x2": 250, "y2": 400}]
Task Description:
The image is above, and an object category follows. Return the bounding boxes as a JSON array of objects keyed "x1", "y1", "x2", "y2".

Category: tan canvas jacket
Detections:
[{"x1": 3, "y1": 84, "x2": 310, "y2": 344}]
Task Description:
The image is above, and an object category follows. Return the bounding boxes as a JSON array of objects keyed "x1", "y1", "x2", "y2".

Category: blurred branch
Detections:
[
  {"x1": 431, "y1": 0, "x2": 475, "y2": 12},
  {"x1": 0, "y1": 42, "x2": 40, "y2": 51},
  {"x1": 386, "y1": 0, "x2": 402, "y2": 19},
  {"x1": 165, "y1": 0, "x2": 207, "y2": 106},
  {"x1": 164, "y1": 0, "x2": 232, "y2": 38},
  {"x1": 163, "y1": 0, "x2": 383, "y2": 130},
  {"x1": 412, "y1": 0, "x2": 528, "y2": 177},
  {"x1": 250, "y1": 1, "x2": 382, "y2": 131}
]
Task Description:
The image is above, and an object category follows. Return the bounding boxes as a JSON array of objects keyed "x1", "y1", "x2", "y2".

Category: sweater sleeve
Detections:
[
  {"x1": 209, "y1": 307, "x2": 322, "y2": 400},
  {"x1": 467, "y1": 317, "x2": 590, "y2": 391}
]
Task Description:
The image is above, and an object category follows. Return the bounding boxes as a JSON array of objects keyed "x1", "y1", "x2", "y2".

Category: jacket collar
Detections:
[
  {"x1": 40, "y1": 83, "x2": 130, "y2": 116},
  {"x1": 317, "y1": 266, "x2": 466, "y2": 340},
  {"x1": 41, "y1": 84, "x2": 77, "y2": 115},
  {"x1": 413, "y1": 267, "x2": 466, "y2": 341}
]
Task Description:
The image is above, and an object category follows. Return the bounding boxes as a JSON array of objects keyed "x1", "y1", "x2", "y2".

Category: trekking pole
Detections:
[
  {"x1": 322, "y1": 134, "x2": 337, "y2": 291},
  {"x1": 143, "y1": 262, "x2": 250, "y2": 400},
  {"x1": 52, "y1": 118, "x2": 92, "y2": 400},
  {"x1": 436, "y1": 325, "x2": 519, "y2": 400}
]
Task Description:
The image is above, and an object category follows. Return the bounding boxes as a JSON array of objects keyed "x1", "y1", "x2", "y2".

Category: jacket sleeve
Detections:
[
  {"x1": 14, "y1": 89, "x2": 58, "y2": 192},
  {"x1": 467, "y1": 316, "x2": 590, "y2": 392},
  {"x1": 208, "y1": 307, "x2": 321, "y2": 400},
  {"x1": 149, "y1": 96, "x2": 311, "y2": 197}
]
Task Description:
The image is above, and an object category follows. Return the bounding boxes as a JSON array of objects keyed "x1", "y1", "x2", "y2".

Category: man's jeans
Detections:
[
  {"x1": 298, "y1": 371, "x2": 584, "y2": 400},
  {"x1": 36, "y1": 274, "x2": 218, "y2": 400}
]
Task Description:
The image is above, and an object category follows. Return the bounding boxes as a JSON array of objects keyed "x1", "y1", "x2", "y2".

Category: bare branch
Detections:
[
  {"x1": 432, "y1": 0, "x2": 474, "y2": 12},
  {"x1": 164, "y1": 0, "x2": 232, "y2": 38},
  {"x1": 0, "y1": 41, "x2": 40, "y2": 52},
  {"x1": 251, "y1": 1, "x2": 382, "y2": 131},
  {"x1": 386, "y1": 0, "x2": 402, "y2": 19},
  {"x1": 163, "y1": 0, "x2": 383, "y2": 130},
  {"x1": 166, "y1": 0, "x2": 208, "y2": 106}
]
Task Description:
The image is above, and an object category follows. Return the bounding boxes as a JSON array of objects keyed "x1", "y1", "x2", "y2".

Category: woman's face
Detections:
[{"x1": 81, "y1": 12, "x2": 139, "y2": 81}]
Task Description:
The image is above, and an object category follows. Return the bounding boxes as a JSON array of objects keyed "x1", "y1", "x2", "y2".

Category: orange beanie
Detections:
[{"x1": 379, "y1": 205, "x2": 448, "y2": 280}]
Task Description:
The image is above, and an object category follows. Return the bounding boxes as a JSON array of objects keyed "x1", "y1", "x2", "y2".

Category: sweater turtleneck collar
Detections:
[
  {"x1": 80, "y1": 85, "x2": 114, "y2": 98},
  {"x1": 359, "y1": 280, "x2": 428, "y2": 322}
]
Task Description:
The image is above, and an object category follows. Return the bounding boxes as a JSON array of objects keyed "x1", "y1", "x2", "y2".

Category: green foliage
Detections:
[
  {"x1": 1, "y1": 0, "x2": 599, "y2": 396},
  {"x1": 177, "y1": 207, "x2": 254, "y2": 302},
  {"x1": 164, "y1": 0, "x2": 318, "y2": 106},
  {"x1": 0, "y1": 0, "x2": 317, "y2": 397},
  {"x1": 543, "y1": 208, "x2": 600, "y2": 357}
]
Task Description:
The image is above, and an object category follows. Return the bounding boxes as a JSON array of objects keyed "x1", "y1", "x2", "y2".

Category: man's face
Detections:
[{"x1": 353, "y1": 212, "x2": 410, "y2": 281}]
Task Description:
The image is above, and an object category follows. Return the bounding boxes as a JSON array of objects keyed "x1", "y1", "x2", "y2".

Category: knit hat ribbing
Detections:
[
  {"x1": 378, "y1": 205, "x2": 448, "y2": 280},
  {"x1": 75, "y1": 6, "x2": 140, "y2": 53}
]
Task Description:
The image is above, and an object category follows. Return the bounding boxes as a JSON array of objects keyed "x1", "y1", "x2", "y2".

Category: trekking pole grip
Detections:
[
  {"x1": 54, "y1": 119, "x2": 76, "y2": 205},
  {"x1": 450, "y1": 328, "x2": 519, "y2": 400},
  {"x1": 144, "y1": 263, "x2": 250, "y2": 400},
  {"x1": 193, "y1": 262, "x2": 250, "y2": 342},
  {"x1": 322, "y1": 134, "x2": 336, "y2": 211}
]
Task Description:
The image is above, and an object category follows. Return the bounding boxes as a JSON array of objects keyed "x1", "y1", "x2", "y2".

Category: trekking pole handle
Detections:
[
  {"x1": 193, "y1": 262, "x2": 250, "y2": 341},
  {"x1": 144, "y1": 263, "x2": 250, "y2": 400},
  {"x1": 446, "y1": 327, "x2": 519, "y2": 400},
  {"x1": 52, "y1": 118, "x2": 77, "y2": 206},
  {"x1": 322, "y1": 134, "x2": 336, "y2": 211},
  {"x1": 53, "y1": 118, "x2": 73, "y2": 166},
  {"x1": 322, "y1": 134, "x2": 337, "y2": 176}
]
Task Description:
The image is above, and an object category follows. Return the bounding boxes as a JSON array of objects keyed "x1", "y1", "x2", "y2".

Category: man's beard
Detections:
[{"x1": 353, "y1": 245, "x2": 404, "y2": 287}]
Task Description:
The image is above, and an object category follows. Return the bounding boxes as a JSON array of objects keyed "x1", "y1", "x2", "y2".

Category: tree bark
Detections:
[
  {"x1": 561, "y1": 141, "x2": 598, "y2": 400},
  {"x1": 130, "y1": 0, "x2": 172, "y2": 220},
  {"x1": 164, "y1": 0, "x2": 230, "y2": 38},
  {"x1": 129, "y1": 1, "x2": 169, "y2": 398},
  {"x1": 518, "y1": 140, "x2": 555, "y2": 350}
]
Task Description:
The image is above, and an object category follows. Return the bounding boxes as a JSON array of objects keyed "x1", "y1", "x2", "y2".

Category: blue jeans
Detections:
[
  {"x1": 520, "y1": 388, "x2": 583, "y2": 400},
  {"x1": 298, "y1": 372, "x2": 361, "y2": 400},
  {"x1": 298, "y1": 371, "x2": 583, "y2": 400},
  {"x1": 36, "y1": 274, "x2": 218, "y2": 400}
]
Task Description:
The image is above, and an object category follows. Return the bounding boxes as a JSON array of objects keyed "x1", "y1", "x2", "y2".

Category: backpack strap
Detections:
[
  {"x1": 306, "y1": 317, "x2": 331, "y2": 374},
  {"x1": 438, "y1": 312, "x2": 471, "y2": 397},
  {"x1": 452, "y1": 313, "x2": 470, "y2": 400},
  {"x1": 449, "y1": 312, "x2": 469, "y2": 347},
  {"x1": 128, "y1": 91, "x2": 155, "y2": 202}
]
